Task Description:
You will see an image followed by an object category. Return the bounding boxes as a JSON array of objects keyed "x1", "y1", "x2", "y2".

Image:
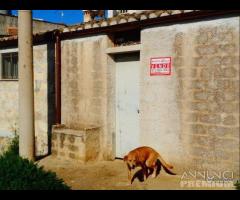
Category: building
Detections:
[
  {"x1": 0, "y1": 10, "x2": 66, "y2": 37},
  {"x1": 107, "y1": 10, "x2": 145, "y2": 18},
  {"x1": 0, "y1": 10, "x2": 239, "y2": 177},
  {"x1": 83, "y1": 10, "x2": 145, "y2": 22}
]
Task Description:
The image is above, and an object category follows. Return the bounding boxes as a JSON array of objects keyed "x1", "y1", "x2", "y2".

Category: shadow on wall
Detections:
[
  {"x1": 47, "y1": 42, "x2": 56, "y2": 157},
  {"x1": 35, "y1": 42, "x2": 55, "y2": 161}
]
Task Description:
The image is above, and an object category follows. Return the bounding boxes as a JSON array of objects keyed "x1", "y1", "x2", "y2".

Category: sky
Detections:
[{"x1": 11, "y1": 10, "x2": 86, "y2": 25}]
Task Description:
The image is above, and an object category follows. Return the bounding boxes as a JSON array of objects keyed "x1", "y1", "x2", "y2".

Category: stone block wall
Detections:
[
  {"x1": 0, "y1": 44, "x2": 54, "y2": 156},
  {"x1": 61, "y1": 35, "x2": 113, "y2": 160},
  {"x1": 51, "y1": 125, "x2": 100, "y2": 162},
  {"x1": 173, "y1": 18, "x2": 239, "y2": 176},
  {"x1": 141, "y1": 16, "x2": 239, "y2": 176}
]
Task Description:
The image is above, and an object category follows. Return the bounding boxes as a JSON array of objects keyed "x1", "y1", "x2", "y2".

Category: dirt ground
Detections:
[{"x1": 37, "y1": 156, "x2": 235, "y2": 190}]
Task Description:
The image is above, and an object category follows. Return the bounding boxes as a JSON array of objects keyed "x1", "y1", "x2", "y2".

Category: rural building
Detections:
[
  {"x1": 0, "y1": 11, "x2": 66, "y2": 37},
  {"x1": 107, "y1": 10, "x2": 145, "y2": 18},
  {"x1": 0, "y1": 10, "x2": 239, "y2": 177}
]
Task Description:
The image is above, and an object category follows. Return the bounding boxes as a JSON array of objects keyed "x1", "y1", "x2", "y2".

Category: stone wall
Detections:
[
  {"x1": 61, "y1": 35, "x2": 114, "y2": 160},
  {"x1": 0, "y1": 136, "x2": 11, "y2": 155},
  {"x1": 174, "y1": 17, "x2": 240, "y2": 176},
  {"x1": 0, "y1": 14, "x2": 65, "y2": 36},
  {"x1": 51, "y1": 125, "x2": 100, "y2": 162},
  {"x1": 33, "y1": 44, "x2": 54, "y2": 156},
  {"x1": 0, "y1": 81, "x2": 18, "y2": 137},
  {"x1": 141, "y1": 24, "x2": 183, "y2": 172},
  {"x1": 0, "y1": 14, "x2": 238, "y2": 177},
  {"x1": 0, "y1": 44, "x2": 54, "y2": 156},
  {"x1": 141, "y1": 16, "x2": 239, "y2": 176}
]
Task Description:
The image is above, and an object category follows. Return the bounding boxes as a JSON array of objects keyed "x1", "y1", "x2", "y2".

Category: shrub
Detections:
[
  {"x1": 235, "y1": 180, "x2": 240, "y2": 190},
  {"x1": 7, "y1": 132, "x2": 19, "y2": 156},
  {"x1": 0, "y1": 134, "x2": 70, "y2": 190}
]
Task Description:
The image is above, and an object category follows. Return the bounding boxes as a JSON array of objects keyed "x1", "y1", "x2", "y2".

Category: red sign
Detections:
[{"x1": 150, "y1": 57, "x2": 172, "y2": 76}]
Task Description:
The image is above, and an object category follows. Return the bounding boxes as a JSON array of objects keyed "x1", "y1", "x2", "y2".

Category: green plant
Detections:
[
  {"x1": 0, "y1": 134, "x2": 70, "y2": 190},
  {"x1": 7, "y1": 132, "x2": 19, "y2": 156},
  {"x1": 234, "y1": 180, "x2": 240, "y2": 190}
]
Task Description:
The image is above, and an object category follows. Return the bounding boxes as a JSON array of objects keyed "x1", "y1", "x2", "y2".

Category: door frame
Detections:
[
  {"x1": 113, "y1": 52, "x2": 140, "y2": 159},
  {"x1": 106, "y1": 46, "x2": 141, "y2": 160}
]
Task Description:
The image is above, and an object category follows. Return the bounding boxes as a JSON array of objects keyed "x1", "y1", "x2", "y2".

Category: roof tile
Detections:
[
  {"x1": 119, "y1": 18, "x2": 128, "y2": 24},
  {"x1": 149, "y1": 12, "x2": 158, "y2": 18},
  {"x1": 0, "y1": 10, "x2": 202, "y2": 43}
]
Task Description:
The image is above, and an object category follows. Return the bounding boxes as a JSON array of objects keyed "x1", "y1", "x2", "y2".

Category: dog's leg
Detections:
[
  {"x1": 146, "y1": 155, "x2": 158, "y2": 178},
  {"x1": 126, "y1": 163, "x2": 132, "y2": 182},
  {"x1": 150, "y1": 161, "x2": 158, "y2": 178},
  {"x1": 151, "y1": 165, "x2": 158, "y2": 178},
  {"x1": 141, "y1": 164, "x2": 148, "y2": 181},
  {"x1": 128, "y1": 169, "x2": 131, "y2": 181}
]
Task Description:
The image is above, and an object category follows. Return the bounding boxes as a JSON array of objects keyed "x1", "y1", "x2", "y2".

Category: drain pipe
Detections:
[{"x1": 54, "y1": 30, "x2": 61, "y2": 125}]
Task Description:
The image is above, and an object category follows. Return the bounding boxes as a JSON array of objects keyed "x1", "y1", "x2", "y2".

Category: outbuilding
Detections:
[{"x1": 0, "y1": 10, "x2": 239, "y2": 177}]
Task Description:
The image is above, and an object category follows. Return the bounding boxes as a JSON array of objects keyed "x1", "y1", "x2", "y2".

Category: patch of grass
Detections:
[{"x1": 0, "y1": 134, "x2": 70, "y2": 190}]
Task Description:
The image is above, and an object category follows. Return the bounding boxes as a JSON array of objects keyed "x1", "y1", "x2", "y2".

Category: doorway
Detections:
[{"x1": 115, "y1": 52, "x2": 140, "y2": 158}]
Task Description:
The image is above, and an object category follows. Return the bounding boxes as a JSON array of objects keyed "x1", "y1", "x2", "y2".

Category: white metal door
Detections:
[{"x1": 115, "y1": 53, "x2": 140, "y2": 158}]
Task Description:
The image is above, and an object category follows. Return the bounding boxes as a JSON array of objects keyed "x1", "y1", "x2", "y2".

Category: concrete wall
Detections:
[
  {"x1": 140, "y1": 26, "x2": 183, "y2": 171},
  {"x1": 0, "y1": 44, "x2": 54, "y2": 156},
  {"x1": 141, "y1": 16, "x2": 239, "y2": 176},
  {"x1": 0, "y1": 14, "x2": 65, "y2": 36},
  {"x1": 0, "y1": 136, "x2": 12, "y2": 155},
  {"x1": 0, "y1": 81, "x2": 18, "y2": 137},
  {"x1": 61, "y1": 35, "x2": 115, "y2": 160}
]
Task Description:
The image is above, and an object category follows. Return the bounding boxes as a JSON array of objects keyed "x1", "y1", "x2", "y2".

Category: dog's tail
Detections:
[
  {"x1": 157, "y1": 154, "x2": 176, "y2": 175},
  {"x1": 116, "y1": 157, "x2": 124, "y2": 160}
]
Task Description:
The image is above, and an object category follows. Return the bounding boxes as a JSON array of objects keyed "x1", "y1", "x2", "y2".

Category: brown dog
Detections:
[{"x1": 123, "y1": 146, "x2": 176, "y2": 183}]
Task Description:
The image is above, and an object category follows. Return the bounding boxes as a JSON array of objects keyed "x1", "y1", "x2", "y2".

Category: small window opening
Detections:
[
  {"x1": 1, "y1": 52, "x2": 18, "y2": 79},
  {"x1": 109, "y1": 29, "x2": 140, "y2": 47}
]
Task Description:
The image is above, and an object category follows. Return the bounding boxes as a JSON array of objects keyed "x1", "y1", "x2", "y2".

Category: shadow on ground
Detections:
[{"x1": 131, "y1": 159, "x2": 162, "y2": 184}]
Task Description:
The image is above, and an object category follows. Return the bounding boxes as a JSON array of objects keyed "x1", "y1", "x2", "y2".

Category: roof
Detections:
[
  {"x1": 0, "y1": 10, "x2": 239, "y2": 46},
  {"x1": 0, "y1": 13, "x2": 67, "y2": 26},
  {"x1": 62, "y1": 10, "x2": 196, "y2": 32}
]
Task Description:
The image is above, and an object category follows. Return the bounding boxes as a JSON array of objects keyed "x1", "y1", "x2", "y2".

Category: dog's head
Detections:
[{"x1": 123, "y1": 154, "x2": 137, "y2": 169}]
